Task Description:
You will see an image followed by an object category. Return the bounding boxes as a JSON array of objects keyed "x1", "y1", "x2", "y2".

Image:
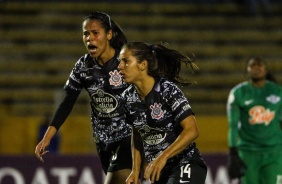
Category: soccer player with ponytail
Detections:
[{"x1": 118, "y1": 42, "x2": 207, "y2": 184}]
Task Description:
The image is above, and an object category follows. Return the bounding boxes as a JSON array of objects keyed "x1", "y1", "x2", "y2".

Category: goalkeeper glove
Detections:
[{"x1": 227, "y1": 147, "x2": 247, "y2": 179}]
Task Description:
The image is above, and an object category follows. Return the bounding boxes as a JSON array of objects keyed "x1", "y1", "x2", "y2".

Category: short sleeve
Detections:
[
  {"x1": 164, "y1": 82, "x2": 194, "y2": 125},
  {"x1": 64, "y1": 57, "x2": 84, "y2": 93}
]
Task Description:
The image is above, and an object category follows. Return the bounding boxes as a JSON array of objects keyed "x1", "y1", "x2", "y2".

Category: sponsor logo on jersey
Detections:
[
  {"x1": 266, "y1": 94, "x2": 280, "y2": 104},
  {"x1": 109, "y1": 70, "x2": 123, "y2": 86},
  {"x1": 249, "y1": 105, "x2": 275, "y2": 125},
  {"x1": 150, "y1": 103, "x2": 164, "y2": 120},
  {"x1": 138, "y1": 125, "x2": 166, "y2": 145},
  {"x1": 91, "y1": 89, "x2": 118, "y2": 113}
]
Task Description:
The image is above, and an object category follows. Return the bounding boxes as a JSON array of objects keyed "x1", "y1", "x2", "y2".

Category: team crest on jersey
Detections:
[
  {"x1": 249, "y1": 105, "x2": 275, "y2": 126},
  {"x1": 266, "y1": 94, "x2": 280, "y2": 104},
  {"x1": 150, "y1": 103, "x2": 164, "y2": 120},
  {"x1": 109, "y1": 70, "x2": 122, "y2": 86}
]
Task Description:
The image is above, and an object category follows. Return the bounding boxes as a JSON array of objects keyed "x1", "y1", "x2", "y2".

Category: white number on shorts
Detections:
[{"x1": 180, "y1": 164, "x2": 191, "y2": 178}]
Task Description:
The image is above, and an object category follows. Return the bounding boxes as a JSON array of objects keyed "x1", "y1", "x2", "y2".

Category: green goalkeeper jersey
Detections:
[{"x1": 227, "y1": 80, "x2": 282, "y2": 152}]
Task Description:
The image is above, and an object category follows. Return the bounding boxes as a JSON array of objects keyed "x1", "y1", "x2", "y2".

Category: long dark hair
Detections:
[
  {"x1": 83, "y1": 11, "x2": 127, "y2": 50},
  {"x1": 122, "y1": 42, "x2": 198, "y2": 85}
]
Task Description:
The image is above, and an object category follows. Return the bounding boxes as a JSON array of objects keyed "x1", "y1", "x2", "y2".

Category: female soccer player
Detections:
[
  {"x1": 227, "y1": 57, "x2": 282, "y2": 184},
  {"x1": 35, "y1": 12, "x2": 132, "y2": 184},
  {"x1": 118, "y1": 42, "x2": 207, "y2": 184}
]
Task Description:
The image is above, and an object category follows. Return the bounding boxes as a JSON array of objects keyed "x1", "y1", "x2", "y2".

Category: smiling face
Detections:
[
  {"x1": 82, "y1": 19, "x2": 112, "y2": 59},
  {"x1": 118, "y1": 47, "x2": 146, "y2": 84}
]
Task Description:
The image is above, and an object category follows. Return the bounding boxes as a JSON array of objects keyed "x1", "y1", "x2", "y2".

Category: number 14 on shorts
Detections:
[{"x1": 180, "y1": 164, "x2": 191, "y2": 183}]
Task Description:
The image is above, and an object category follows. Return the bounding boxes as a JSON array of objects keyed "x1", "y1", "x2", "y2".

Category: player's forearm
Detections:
[
  {"x1": 42, "y1": 126, "x2": 57, "y2": 142},
  {"x1": 227, "y1": 104, "x2": 240, "y2": 147},
  {"x1": 160, "y1": 131, "x2": 198, "y2": 160},
  {"x1": 160, "y1": 116, "x2": 199, "y2": 160},
  {"x1": 228, "y1": 127, "x2": 239, "y2": 147},
  {"x1": 131, "y1": 127, "x2": 143, "y2": 172},
  {"x1": 132, "y1": 147, "x2": 142, "y2": 173}
]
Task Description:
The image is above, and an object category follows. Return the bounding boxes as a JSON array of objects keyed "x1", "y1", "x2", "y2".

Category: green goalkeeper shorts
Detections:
[{"x1": 239, "y1": 149, "x2": 282, "y2": 184}]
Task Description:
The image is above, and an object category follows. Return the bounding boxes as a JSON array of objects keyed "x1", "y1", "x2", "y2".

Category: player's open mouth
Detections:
[{"x1": 88, "y1": 45, "x2": 97, "y2": 53}]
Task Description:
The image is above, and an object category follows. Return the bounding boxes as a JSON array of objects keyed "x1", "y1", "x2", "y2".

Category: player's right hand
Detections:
[
  {"x1": 126, "y1": 171, "x2": 140, "y2": 184},
  {"x1": 35, "y1": 140, "x2": 50, "y2": 162}
]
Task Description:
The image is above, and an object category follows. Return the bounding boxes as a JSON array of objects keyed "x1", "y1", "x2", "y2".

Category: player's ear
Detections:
[
  {"x1": 107, "y1": 30, "x2": 113, "y2": 41},
  {"x1": 140, "y1": 60, "x2": 147, "y2": 71}
]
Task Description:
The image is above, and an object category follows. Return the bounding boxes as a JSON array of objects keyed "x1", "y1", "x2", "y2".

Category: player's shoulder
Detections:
[
  {"x1": 229, "y1": 81, "x2": 250, "y2": 97},
  {"x1": 121, "y1": 84, "x2": 135, "y2": 97},
  {"x1": 73, "y1": 54, "x2": 90, "y2": 65},
  {"x1": 77, "y1": 54, "x2": 90, "y2": 61},
  {"x1": 156, "y1": 78, "x2": 184, "y2": 99},
  {"x1": 157, "y1": 77, "x2": 177, "y2": 90},
  {"x1": 266, "y1": 80, "x2": 282, "y2": 87},
  {"x1": 232, "y1": 81, "x2": 249, "y2": 91},
  {"x1": 266, "y1": 80, "x2": 282, "y2": 93}
]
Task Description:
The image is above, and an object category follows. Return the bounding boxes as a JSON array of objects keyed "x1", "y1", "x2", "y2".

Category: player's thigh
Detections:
[
  {"x1": 104, "y1": 169, "x2": 132, "y2": 184},
  {"x1": 240, "y1": 151, "x2": 260, "y2": 184},
  {"x1": 261, "y1": 152, "x2": 282, "y2": 184},
  {"x1": 241, "y1": 171, "x2": 260, "y2": 184},
  {"x1": 241, "y1": 159, "x2": 260, "y2": 184}
]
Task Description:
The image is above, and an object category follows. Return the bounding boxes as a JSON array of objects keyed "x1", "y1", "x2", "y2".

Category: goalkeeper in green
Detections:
[{"x1": 227, "y1": 57, "x2": 282, "y2": 184}]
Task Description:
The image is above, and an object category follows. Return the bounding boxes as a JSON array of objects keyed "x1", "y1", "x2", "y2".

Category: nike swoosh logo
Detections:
[
  {"x1": 129, "y1": 110, "x2": 136, "y2": 114},
  {"x1": 245, "y1": 99, "x2": 254, "y2": 105}
]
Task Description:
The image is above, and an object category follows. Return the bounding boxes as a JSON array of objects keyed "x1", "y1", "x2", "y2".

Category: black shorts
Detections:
[
  {"x1": 96, "y1": 136, "x2": 132, "y2": 173},
  {"x1": 154, "y1": 150, "x2": 207, "y2": 184},
  {"x1": 155, "y1": 161, "x2": 207, "y2": 184}
]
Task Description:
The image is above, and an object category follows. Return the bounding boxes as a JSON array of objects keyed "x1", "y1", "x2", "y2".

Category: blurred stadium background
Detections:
[{"x1": 0, "y1": 0, "x2": 281, "y2": 183}]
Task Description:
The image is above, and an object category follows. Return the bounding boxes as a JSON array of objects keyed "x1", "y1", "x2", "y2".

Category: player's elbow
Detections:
[{"x1": 193, "y1": 128, "x2": 199, "y2": 140}]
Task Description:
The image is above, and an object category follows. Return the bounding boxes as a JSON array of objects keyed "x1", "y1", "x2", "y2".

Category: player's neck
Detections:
[
  {"x1": 251, "y1": 78, "x2": 265, "y2": 88},
  {"x1": 134, "y1": 76, "x2": 155, "y2": 100},
  {"x1": 97, "y1": 47, "x2": 115, "y2": 66}
]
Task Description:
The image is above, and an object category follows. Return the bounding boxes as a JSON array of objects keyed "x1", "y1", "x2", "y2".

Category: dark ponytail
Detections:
[
  {"x1": 109, "y1": 20, "x2": 127, "y2": 50},
  {"x1": 123, "y1": 42, "x2": 198, "y2": 86}
]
